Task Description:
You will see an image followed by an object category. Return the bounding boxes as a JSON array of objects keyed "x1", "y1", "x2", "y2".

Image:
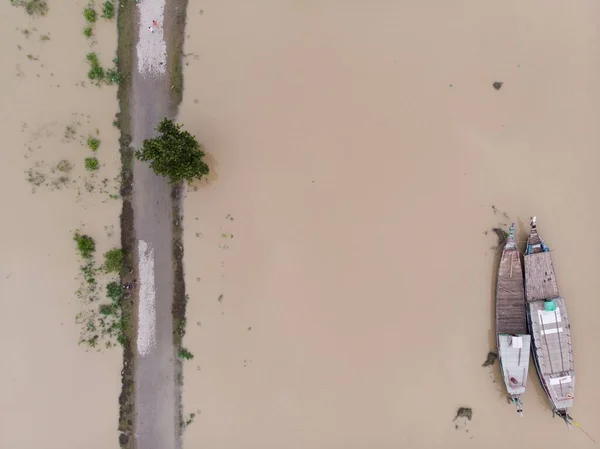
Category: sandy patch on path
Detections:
[
  {"x1": 136, "y1": 0, "x2": 167, "y2": 76},
  {"x1": 138, "y1": 240, "x2": 157, "y2": 356}
]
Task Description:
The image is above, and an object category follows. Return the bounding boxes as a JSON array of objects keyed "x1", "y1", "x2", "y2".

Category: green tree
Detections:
[{"x1": 135, "y1": 119, "x2": 209, "y2": 184}]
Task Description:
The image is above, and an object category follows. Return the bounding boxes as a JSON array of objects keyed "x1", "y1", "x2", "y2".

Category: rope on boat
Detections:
[{"x1": 570, "y1": 418, "x2": 596, "y2": 443}]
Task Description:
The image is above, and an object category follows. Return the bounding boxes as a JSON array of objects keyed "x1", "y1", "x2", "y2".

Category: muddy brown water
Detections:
[
  {"x1": 0, "y1": 2, "x2": 121, "y2": 448},
  {"x1": 179, "y1": 1, "x2": 600, "y2": 448},
  {"x1": 1, "y1": 0, "x2": 600, "y2": 448}
]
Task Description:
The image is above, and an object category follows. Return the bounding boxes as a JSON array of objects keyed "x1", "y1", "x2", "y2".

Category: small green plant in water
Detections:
[
  {"x1": 86, "y1": 52, "x2": 106, "y2": 82},
  {"x1": 101, "y1": 1, "x2": 114, "y2": 19},
  {"x1": 86, "y1": 52, "x2": 99, "y2": 65},
  {"x1": 88, "y1": 64, "x2": 104, "y2": 81},
  {"x1": 99, "y1": 303, "x2": 117, "y2": 315},
  {"x1": 106, "y1": 281, "x2": 123, "y2": 303},
  {"x1": 103, "y1": 248, "x2": 123, "y2": 273},
  {"x1": 85, "y1": 157, "x2": 99, "y2": 171},
  {"x1": 87, "y1": 136, "x2": 100, "y2": 151},
  {"x1": 26, "y1": 169, "x2": 46, "y2": 187},
  {"x1": 83, "y1": 5, "x2": 97, "y2": 22},
  {"x1": 10, "y1": 0, "x2": 48, "y2": 16},
  {"x1": 56, "y1": 160, "x2": 72, "y2": 173},
  {"x1": 105, "y1": 68, "x2": 120, "y2": 85},
  {"x1": 83, "y1": 26, "x2": 93, "y2": 38},
  {"x1": 74, "y1": 233, "x2": 95, "y2": 259},
  {"x1": 80, "y1": 261, "x2": 97, "y2": 286},
  {"x1": 178, "y1": 348, "x2": 194, "y2": 360}
]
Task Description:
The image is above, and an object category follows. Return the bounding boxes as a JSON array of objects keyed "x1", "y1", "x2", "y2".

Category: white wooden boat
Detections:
[
  {"x1": 496, "y1": 223, "x2": 530, "y2": 415},
  {"x1": 524, "y1": 217, "x2": 575, "y2": 426}
]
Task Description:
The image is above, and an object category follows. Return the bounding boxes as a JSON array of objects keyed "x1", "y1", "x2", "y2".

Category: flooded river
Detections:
[
  {"x1": 0, "y1": 2, "x2": 121, "y2": 448},
  {"x1": 1, "y1": 0, "x2": 600, "y2": 448},
  {"x1": 179, "y1": 1, "x2": 600, "y2": 448}
]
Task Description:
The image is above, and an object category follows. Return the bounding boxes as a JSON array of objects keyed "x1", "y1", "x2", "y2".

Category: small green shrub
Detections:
[
  {"x1": 105, "y1": 68, "x2": 120, "y2": 85},
  {"x1": 101, "y1": 1, "x2": 114, "y2": 19},
  {"x1": 84, "y1": 157, "x2": 99, "y2": 171},
  {"x1": 74, "y1": 233, "x2": 96, "y2": 258},
  {"x1": 178, "y1": 348, "x2": 194, "y2": 360},
  {"x1": 87, "y1": 136, "x2": 100, "y2": 151},
  {"x1": 86, "y1": 52, "x2": 105, "y2": 82},
  {"x1": 80, "y1": 261, "x2": 97, "y2": 285},
  {"x1": 99, "y1": 303, "x2": 117, "y2": 316},
  {"x1": 86, "y1": 52, "x2": 99, "y2": 65},
  {"x1": 103, "y1": 248, "x2": 123, "y2": 273},
  {"x1": 106, "y1": 281, "x2": 124, "y2": 303},
  {"x1": 83, "y1": 5, "x2": 97, "y2": 23},
  {"x1": 88, "y1": 65, "x2": 104, "y2": 81},
  {"x1": 83, "y1": 26, "x2": 93, "y2": 38}
]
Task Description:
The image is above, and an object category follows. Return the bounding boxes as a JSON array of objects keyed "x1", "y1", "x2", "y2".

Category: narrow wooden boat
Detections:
[
  {"x1": 524, "y1": 217, "x2": 575, "y2": 426},
  {"x1": 495, "y1": 223, "x2": 530, "y2": 416}
]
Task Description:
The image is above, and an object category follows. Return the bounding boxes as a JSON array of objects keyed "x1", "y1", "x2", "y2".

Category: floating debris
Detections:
[
  {"x1": 482, "y1": 351, "x2": 498, "y2": 367},
  {"x1": 493, "y1": 81, "x2": 503, "y2": 90},
  {"x1": 491, "y1": 205, "x2": 509, "y2": 219},
  {"x1": 454, "y1": 407, "x2": 473, "y2": 422},
  {"x1": 492, "y1": 228, "x2": 508, "y2": 246}
]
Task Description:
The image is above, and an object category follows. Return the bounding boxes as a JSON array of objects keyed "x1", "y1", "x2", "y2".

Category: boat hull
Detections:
[
  {"x1": 524, "y1": 217, "x2": 575, "y2": 420},
  {"x1": 495, "y1": 224, "x2": 530, "y2": 412},
  {"x1": 497, "y1": 334, "x2": 531, "y2": 396},
  {"x1": 527, "y1": 297, "x2": 574, "y2": 414}
]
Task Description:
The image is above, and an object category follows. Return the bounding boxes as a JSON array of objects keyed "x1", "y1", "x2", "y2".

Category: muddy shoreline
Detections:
[
  {"x1": 116, "y1": 0, "x2": 136, "y2": 447},
  {"x1": 166, "y1": 0, "x2": 190, "y2": 437}
]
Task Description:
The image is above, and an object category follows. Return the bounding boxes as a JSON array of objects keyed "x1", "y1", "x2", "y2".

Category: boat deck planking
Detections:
[
  {"x1": 524, "y1": 251, "x2": 559, "y2": 302},
  {"x1": 496, "y1": 246, "x2": 527, "y2": 334},
  {"x1": 528, "y1": 297, "x2": 574, "y2": 410}
]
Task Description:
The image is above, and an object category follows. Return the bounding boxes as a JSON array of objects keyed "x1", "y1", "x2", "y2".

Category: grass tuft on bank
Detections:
[{"x1": 115, "y1": 0, "x2": 136, "y2": 446}]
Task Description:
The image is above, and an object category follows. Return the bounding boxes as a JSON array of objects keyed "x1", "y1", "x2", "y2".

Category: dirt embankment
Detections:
[{"x1": 115, "y1": 0, "x2": 136, "y2": 447}]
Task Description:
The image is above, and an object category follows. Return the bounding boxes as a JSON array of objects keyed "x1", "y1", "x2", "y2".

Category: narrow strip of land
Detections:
[{"x1": 129, "y1": 1, "x2": 180, "y2": 448}]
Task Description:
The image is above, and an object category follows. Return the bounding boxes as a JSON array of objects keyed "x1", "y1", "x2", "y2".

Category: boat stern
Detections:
[
  {"x1": 498, "y1": 334, "x2": 531, "y2": 395},
  {"x1": 547, "y1": 373, "x2": 575, "y2": 411},
  {"x1": 508, "y1": 395, "x2": 524, "y2": 416}
]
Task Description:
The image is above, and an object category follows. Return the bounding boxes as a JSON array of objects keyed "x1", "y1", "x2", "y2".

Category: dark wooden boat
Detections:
[
  {"x1": 495, "y1": 223, "x2": 530, "y2": 415},
  {"x1": 524, "y1": 217, "x2": 575, "y2": 426}
]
